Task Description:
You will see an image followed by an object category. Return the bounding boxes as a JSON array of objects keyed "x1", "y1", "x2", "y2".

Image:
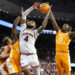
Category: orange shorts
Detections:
[
  {"x1": 5, "y1": 58, "x2": 22, "y2": 75},
  {"x1": 55, "y1": 53, "x2": 71, "y2": 72}
]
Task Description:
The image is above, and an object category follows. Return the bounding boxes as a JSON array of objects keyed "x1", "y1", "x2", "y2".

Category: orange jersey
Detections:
[
  {"x1": 56, "y1": 29, "x2": 71, "y2": 53},
  {"x1": 10, "y1": 40, "x2": 20, "y2": 66}
]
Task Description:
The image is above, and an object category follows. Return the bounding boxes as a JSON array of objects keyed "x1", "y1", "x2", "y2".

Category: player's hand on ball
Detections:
[
  {"x1": 49, "y1": 5, "x2": 51, "y2": 12},
  {"x1": 33, "y1": 2, "x2": 40, "y2": 9},
  {"x1": 47, "y1": 8, "x2": 50, "y2": 15},
  {"x1": 47, "y1": 3, "x2": 52, "y2": 13}
]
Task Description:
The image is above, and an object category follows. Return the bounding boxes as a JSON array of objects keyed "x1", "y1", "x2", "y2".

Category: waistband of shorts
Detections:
[
  {"x1": 21, "y1": 53, "x2": 34, "y2": 55},
  {"x1": 56, "y1": 52, "x2": 69, "y2": 54}
]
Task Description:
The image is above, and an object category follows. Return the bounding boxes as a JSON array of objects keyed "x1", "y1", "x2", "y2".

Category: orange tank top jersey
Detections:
[
  {"x1": 56, "y1": 29, "x2": 71, "y2": 53},
  {"x1": 10, "y1": 40, "x2": 20, "y2": 65}
]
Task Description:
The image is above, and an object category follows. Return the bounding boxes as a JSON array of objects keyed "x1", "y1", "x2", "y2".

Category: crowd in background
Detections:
[
  {"x1": 29, "y1": 59, "x2": 75, "y2": 75},
  {"x1": 40, "y1": 59, "x2": 58, "y2": 75}
]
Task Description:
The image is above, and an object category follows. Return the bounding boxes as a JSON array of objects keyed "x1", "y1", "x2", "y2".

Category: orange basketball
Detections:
[{"x1": 39, "y1": 3, "x2": 50, "y2": 13}]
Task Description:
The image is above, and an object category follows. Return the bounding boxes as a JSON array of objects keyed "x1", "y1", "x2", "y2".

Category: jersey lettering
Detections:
[
  {"x1": 59, "y1": 37, "x2": 63, "y2": 41},
  {"x1": 24, "y1": 36, "x2": 28, "y2": 42}
]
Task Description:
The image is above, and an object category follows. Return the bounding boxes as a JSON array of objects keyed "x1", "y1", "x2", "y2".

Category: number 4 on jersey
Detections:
[{"x1": 24, "y1": 36, "x2": 28, "y2": 42}]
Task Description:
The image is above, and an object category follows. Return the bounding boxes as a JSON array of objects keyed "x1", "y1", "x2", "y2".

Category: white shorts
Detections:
[
  {"x1": 0, "y1": 62, "x2": 8, "y2": 75},
  {"x1": 20, "y1": 53, "x2": 40, "y2": 70}
]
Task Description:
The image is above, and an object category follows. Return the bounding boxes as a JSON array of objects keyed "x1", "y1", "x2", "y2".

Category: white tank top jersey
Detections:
[
  {"x1": 19, "y1": 6, "x2": 40, "y2": 53},
  {"x1": 19, "y1": 24, "x2": 40, "y2": 53}
]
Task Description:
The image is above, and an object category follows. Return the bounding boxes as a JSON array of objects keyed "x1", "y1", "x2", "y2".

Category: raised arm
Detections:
[
  {"x1": 49, "y1": 10, "x2": 60, "y2": 31},
  {"x1": 69, "y1": 32, "x2": 75, "y2": 39},
  {"x1": 37, "y1": 9, "x2": 50, "y2": 33},
  {"x1": 11, "y1": 16, "x2": 20, "y2": 44},
  {"x1": 21, "y1": 7, "x2": 34, "y2": 20},
  {"x1": 21, "y1": 2, "x2": 40, "y2": 20}
]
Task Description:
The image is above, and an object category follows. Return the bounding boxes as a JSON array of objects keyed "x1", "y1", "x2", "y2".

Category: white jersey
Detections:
[{"x1": 19, "y1": 24, "x2": 39, "y2": 53}]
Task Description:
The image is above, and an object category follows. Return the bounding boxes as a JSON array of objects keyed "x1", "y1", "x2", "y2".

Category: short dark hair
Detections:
[{"x1": 2, "y1": 37, "x2": 10, "y2": 46}]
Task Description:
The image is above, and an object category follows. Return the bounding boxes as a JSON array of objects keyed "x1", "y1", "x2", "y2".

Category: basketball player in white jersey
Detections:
[{"x1": 19, "y1": 2, "x2": 50, "y2": 75}]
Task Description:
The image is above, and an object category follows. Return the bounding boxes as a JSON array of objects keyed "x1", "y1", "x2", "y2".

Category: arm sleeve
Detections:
[
  {"x1": 22, "y1": 6, "x2": 34, "y2": 20},
  {"x1": 21, "y1": 7, "x2": 34, "y2": 31}
]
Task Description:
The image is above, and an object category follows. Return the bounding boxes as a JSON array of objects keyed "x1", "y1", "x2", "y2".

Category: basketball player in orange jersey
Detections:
[
  {"x1": 5, "y1": 16, "x2": 22, "y2": 75},
  {"x1": 0, "y1": 37, "x2": 12, "y2": 75},
  {"x1": 0, "y1": 16, "x2": 21, "y2": 75},
  {"x1": 20, "y1": 2, "x2": 50, "y2": 75},
  {"x1": 49, "y1": 9, "x2": 75, "y2": 75}
]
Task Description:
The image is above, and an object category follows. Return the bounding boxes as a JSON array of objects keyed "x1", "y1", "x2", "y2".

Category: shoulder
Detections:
[
  {"x1": 57, "y1": 29, "x2": 61, "y2": 34},
  {"x1": 3, "y1": 45, "x2": 11, "y2": 52}
]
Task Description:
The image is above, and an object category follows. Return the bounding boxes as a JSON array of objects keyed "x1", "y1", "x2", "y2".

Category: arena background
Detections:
[{"x1": 0, "y1": 0, "x2": 75, "y2": 73}]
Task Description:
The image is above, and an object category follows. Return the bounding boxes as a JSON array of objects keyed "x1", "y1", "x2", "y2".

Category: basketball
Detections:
[{"x1": 39, "y1": 3, "x2": 50, "y2": 13}]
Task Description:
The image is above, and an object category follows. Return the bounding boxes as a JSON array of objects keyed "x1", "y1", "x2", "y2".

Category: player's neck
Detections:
[{"x1": 62, "y1": 30, "x2": 68, "y2": 33}]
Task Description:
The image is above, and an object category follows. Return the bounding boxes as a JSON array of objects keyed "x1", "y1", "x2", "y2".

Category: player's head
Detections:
[
  {"x1": 2, "y1": 36, "x2": 12, "y2": 46},
  {"x1": 26, "y1": 20, "x2": 36, "y2": 30},
  {"x1": 62, "y1": 24, "x2": 72, "y2": 32}
]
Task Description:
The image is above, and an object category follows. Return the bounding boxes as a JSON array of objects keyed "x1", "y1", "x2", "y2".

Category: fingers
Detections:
[
  {"x1": 33, "y1": 2, "x2": 41, "y2": 9},
  {"x1": 34, "y1": 2, "x2": 41, "y2": 5},
  {"x1": 21, "y1": 7, "x2": 24, "y2": 14},
  {"x1": 47, "y1": 6, "x2": 51, "y2": 14},
  {"x1": 46, "y1": 2, "x2": 52, "y2": 9},
  {"x1": 48, "y1": 4, "x2": 52, "y2": 12}
]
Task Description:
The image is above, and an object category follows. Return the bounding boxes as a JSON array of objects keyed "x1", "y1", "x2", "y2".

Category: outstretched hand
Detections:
[
  {"x1": 21, "y1": 7, "x2": 24, "y2": 14},
  {"x1": 46, "y1": 5, "x2": 51, "y2": 15},
  {"x1": 46, "y1": 2, "x2": 52, "y2": 13},
  {"x1": 33, "y1": 2, "x2": 40, "y2": 9}
]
